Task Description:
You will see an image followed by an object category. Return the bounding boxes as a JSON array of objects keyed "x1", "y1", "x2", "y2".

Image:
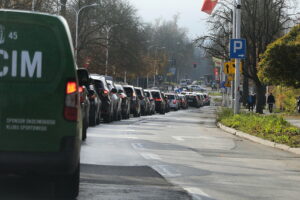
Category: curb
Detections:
[{"x1": 217, "y1": 122, "x2": 300, "y2": 155}]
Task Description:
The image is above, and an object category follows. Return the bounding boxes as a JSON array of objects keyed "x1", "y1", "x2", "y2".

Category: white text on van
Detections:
[{"x1": 0, "y1": 50, "x2": 42, "y2": 78}]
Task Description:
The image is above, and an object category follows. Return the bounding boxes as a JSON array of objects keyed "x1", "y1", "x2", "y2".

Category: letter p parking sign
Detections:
[{"x1": 230, "y1": 39, "x2": 246, "y2": 59}]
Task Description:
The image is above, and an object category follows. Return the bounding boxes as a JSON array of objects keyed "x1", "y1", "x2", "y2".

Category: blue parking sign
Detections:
[{"x1": 230, "y1": 39, "x2": 246, "y2": 59}]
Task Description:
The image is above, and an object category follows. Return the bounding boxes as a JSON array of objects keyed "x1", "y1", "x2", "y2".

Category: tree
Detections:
[
  {"x1": 258, "y1": 25, "x2": 300, "y2": 88},
  {"x1": 196, "y1": 0, "x2": 297, "y2": 113}
]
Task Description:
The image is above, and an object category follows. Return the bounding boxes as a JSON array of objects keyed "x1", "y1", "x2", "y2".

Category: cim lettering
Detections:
[{"x1": 0, "y1": 49, "x2": 42, "y2": 78}]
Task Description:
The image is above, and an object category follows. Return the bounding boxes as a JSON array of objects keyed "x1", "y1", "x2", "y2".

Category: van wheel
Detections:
[{"x1": 55, "y1": 164, "x2": 80, "y2": 198}]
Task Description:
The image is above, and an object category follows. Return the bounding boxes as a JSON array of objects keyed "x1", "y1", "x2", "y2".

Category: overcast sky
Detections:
[{"x1": 127, "y1": 0, "x2": 300, "y2": 40}]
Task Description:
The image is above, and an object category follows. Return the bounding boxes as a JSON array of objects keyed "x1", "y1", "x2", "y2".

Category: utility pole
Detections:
[{"x1": 234, "y1": 0, "x2": 241, "y2": 114}]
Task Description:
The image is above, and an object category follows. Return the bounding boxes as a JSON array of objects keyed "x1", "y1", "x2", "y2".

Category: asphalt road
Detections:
[
  {"x1": 80, "y1": 106, "x2": 300, "y2": 200},
  {"x1": 2, "y1": 106, "x2": 300, "y2": 200}
]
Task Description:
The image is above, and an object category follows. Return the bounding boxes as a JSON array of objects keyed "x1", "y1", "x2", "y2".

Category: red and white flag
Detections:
[{"x1": 201, "y1": 0, "x2": 219, "y2": 15}]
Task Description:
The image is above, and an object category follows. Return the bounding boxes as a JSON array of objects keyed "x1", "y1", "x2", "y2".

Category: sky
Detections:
[{"x1": 127, "y1": 0, "x2": 300, "y2": 40}]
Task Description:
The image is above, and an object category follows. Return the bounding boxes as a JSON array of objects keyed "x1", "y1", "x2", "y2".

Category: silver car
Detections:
[{"x1": 165, "y1": 93, "x2": 180, "y2": 111}]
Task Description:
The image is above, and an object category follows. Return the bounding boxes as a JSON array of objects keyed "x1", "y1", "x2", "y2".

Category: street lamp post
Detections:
[
  {"x1": 104, "y1": 25, "x2": 117, "y2": 76},
  {"x1": 32, "y1": 0, "x2": 35, "y2": 11},
  {"x1": 148, "y1": 46, "x2": 165, "y2": 87},
  {"x1": 74, "y1": 4, "x2": 98, "y2": 63},
  {"x1": 57, "y1": 2, "x2": 98, "y2": 63}
]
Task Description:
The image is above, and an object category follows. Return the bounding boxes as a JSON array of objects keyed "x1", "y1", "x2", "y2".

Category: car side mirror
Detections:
[{"x1": 77, "y1": 68, "x2": 90, "y2": 86}]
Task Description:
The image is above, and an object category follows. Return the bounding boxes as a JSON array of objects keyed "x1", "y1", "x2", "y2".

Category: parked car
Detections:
[
  {"x1": 202, "y1": 93, "x2": 211, "y2": 106},
  {"x1": 106, "y1": 79, "x2": 122, "y2": 121},
  {"x1": 161, "y1": 92, "x2": 170, "y2": 113},
  {"x1": 90, "y1": 74, "x2": 114, "y2": 123},
  {"x1": 151, "y1": 90, "x2": 166, "y2": 114},
  {"x1": 0, "y1": 11, "x2": 81, "y2": 198},
  {"x1": 186, "y1": 94, "x2": 202, "y2": 108},
  {"x1": 144, "y1": 89, "x2": 156, "y2": 114},
  {"x1": 115, "y1": 84, "x2": 130, "y2": 119},
  {"x1": 166, "y1": 93, "x2": 180, "y2": 111},
  {"x1": 195, "y1": 93, "x2": 205, "y2": 107},
  {"x1": 135, "y1": 87, "x2": 149, "y2": 116},
  {"x1": 77, "y1": 68, "x2": 90, "y2": 141},
  {"x1": 123, "y1": 85, "x2": 141, "y2": 117},
  {"x1": 178, "y1": 94, "x2": 189, "y2": 109},
  {"x1": 87, "y1": 83, "x2": 102, "y2": 126}
]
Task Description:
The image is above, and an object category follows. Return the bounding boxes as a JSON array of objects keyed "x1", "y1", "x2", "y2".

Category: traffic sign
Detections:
[
  {"x1": 224, "y1": 80, "x2": 231, "y2": 87},
  {"x1": 223, "y1": 61, "x2": 243, "y2": 74},
  {"x1": 223, "y1": 62, "x2": 235, "y2": 74},
  {"x1": 230, "y1": 39, "x2": 246, "y2": 59},
  {"x1": 227, "y1": 74, "x2": 234, "y2": 81}
]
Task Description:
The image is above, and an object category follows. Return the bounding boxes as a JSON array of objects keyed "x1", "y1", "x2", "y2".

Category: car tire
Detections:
[
  {"x1": 96, "y1": 111, "x2": 101, "y2": 125},
  {"x1": 82, "y1": 126, "x2": 87, "y2": 141},
  {"x1": 55, "y1": 163, "x2": 80, "y2": 198},
  {"x1": 89, "y1": 111, "x2": 96, "y2": 126}
]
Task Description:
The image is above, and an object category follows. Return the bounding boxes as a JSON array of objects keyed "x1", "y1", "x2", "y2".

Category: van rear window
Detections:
[{"x1": 0, "y1": 15, "x2": 68, "y2": 84}]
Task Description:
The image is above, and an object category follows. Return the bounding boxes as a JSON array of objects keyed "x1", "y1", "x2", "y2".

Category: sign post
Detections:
[{"x1": 230, "y1": 0, "x2": 244, "y2": 114}]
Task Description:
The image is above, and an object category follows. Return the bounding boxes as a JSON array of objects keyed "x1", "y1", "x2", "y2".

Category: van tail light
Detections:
[
  {"x1": 173, "y1": 100, "x2": 177, "y2": 104},
  {"x1": 64, "y1": 81, "x2": 79, "y2": 121},
  {"x1": 155, "y1": 98, "x2": 162, "y2": 102}
]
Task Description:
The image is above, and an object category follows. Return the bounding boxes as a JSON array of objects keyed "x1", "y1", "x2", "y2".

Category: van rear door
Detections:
[{"x1": 0, "y1": 10, "x2": 80, "y2": 152}]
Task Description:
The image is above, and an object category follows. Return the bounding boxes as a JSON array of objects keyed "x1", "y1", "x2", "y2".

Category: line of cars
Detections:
[{"x1": 78, "y1": 68, "x2": 211, "y2": 141}]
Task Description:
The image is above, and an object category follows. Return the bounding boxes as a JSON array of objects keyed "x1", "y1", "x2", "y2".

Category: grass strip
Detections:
[{"x1": 217, "y1": 108, "x2": 300, "y2": 147}]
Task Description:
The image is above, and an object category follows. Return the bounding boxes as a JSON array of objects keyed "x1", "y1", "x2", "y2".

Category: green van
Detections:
[{"x1": 0, "y1": 10, "x2": 82, "y2": 198}]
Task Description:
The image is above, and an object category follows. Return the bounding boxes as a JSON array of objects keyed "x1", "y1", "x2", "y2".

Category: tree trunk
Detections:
[{"x1": 255, "y1": 82, "x2": 266, "y2": 114}]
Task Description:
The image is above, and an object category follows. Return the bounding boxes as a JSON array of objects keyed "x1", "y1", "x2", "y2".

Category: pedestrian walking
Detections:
[
  {"x1": 247, "y1": 93, "x2": 256, "y2": 111},
  {"x1": 267, "y1": 93, "x2": 275, "y2": 113}
]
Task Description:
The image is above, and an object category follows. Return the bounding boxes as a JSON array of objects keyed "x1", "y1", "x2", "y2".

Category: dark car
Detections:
[
  {"x1": 134, "y1": 87, "x2": 149, "y2": 116},
  {"x1": 90, "y1": 74, "x2": 114, "y2": 123},
  {"x1": 115, "y1": 84, "x2": 130, "y2": 119},
  {"x1": 77, "y1": 69, "x2": 90, "y2": 141},
  {"x1": 123, "y1": 85, "x2": 141, "y2": 117},
  {"x1": 151, "y1": 90, "x2": 166, "y2": 114},
  {"x1": 144, "y1": 89, "x2": 155, "y2": 114},
  {"x1": 106, "y1": 80, "x2": 122, "y2": 121},
  {"x1": 87, "y1": 83, "x2": 102, "y2": 126},
  {"x1": 186, "y1": 94, "x2": 201, "y2": 108}
]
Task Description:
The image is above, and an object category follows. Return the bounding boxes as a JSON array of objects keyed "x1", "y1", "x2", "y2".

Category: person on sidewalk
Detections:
[
  {"x1": 247, "y1": 93, "x2": 256, "y2": 111},
  {"x1": 267, "y1": 93, "x2": 275, "y2": 113}
]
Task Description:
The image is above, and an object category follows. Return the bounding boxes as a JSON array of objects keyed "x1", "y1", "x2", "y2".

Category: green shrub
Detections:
[{"x1": 217, "y1": 108, "x2": 300, "y2": 147}]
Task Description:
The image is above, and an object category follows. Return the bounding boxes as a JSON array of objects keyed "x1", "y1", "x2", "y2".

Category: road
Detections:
[{"x1": 2, "y1": 106, "x2": 300, "y2": 199}]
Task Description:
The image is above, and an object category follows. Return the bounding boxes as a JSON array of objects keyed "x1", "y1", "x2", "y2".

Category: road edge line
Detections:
[{"x1": 217, "y1": 122, "x2": 300, "y2": 155}]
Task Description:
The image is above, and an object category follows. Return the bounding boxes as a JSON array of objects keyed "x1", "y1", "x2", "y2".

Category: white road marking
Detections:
[
  {"x1": 131, "y1": 143, "x2": 145, "y2": 150},
  {"x1": 184, "y1": 187, "x2": 211, "y2": 200},
  {"x1": 152, "y1": 165, "x2": 181, "y2": 177},
  {"x1": 88, "y1": 133, "x2": 137, "y2": 139},
  {"x1": 140, "y1": 152, "x2": 161, "y2": 160},
  {"x1": 172, "y1": 136, "x2": 213, "y2": 141}
]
